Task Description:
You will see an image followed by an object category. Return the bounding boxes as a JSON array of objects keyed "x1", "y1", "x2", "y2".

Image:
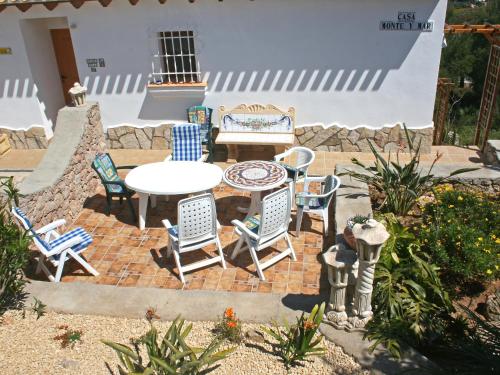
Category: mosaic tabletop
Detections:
[{"x1": 223, "y1": 160, "x2": 287, "y2": 191}]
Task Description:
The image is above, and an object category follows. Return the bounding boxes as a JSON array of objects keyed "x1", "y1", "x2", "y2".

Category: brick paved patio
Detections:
[{"x1": 26, "y1": 181, "x2": 331, "y2": 295}]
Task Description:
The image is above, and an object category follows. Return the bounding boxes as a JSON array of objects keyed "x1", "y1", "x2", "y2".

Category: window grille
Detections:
[{"x1": 152, "y1": 30, "x2": 201, "y2": 84}]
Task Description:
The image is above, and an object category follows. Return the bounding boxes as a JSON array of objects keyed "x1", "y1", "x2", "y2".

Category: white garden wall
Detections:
[{"x1": 0, "y1": 0, "x2": 446, "y2": 137}]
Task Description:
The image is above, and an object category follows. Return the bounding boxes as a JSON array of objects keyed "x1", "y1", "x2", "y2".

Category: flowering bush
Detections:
[
  {"x1": 214, "y1": 307, "x2": 243, "y2": 343},
  {"x1": 415, "y1": 187, "x2": 499, "y2": 292},
  {"x1": 261, "y1": 303, "x2": 325, "y2": 369}
]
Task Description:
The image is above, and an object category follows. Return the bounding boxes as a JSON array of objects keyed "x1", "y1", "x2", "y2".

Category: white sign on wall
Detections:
[{"x1": 380, "y1": 12, "x2": 433, "y2": 32}]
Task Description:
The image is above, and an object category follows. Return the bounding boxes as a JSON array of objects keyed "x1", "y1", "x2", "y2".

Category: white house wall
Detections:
[{"x1": 0, "y1": 0, "x2": 446, "y2": 135}]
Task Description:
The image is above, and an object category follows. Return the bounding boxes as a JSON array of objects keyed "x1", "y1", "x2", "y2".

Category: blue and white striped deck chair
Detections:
[
  {"x1": 11, "y1": 207, "x2": 98, "y2": 282},
  {"x1": 165, "y1": 123, "x2": 207, "y2": 162}
]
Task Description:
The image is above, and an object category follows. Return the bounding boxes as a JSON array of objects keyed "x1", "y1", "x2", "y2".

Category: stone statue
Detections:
[
  {"x1": 68, "y1": 82, "x2": 87, "y2": 107},
  {"x1": 323, "y1": 219, "x2": 389, "y2": 331}
]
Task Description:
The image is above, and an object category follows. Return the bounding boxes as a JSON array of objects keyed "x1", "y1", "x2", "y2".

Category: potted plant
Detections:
[{"x1": 343, "y1": 214, "x2": 369, "y2": 250}]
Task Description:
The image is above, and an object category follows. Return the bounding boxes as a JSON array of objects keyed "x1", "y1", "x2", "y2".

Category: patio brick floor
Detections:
[{"x1": 27, "y1": 181, "x2": 332, "y2": 295}]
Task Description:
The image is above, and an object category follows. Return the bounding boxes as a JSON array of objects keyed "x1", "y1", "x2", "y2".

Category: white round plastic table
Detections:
[
  {"x1": 125, "y1": 161, "x2": 223, "y2": 230},
  {"x1": 223, "y1": 160, "x2": 288, "y2": 216}
]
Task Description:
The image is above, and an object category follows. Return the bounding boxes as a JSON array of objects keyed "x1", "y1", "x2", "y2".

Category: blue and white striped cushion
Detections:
[
  {"x1": 172, "y1": 124, "x2": 202, "y2": 161},
  {"x1": 49, "y1": 227, "x2": 93, "y2": 256},
  {"x1": 13, "y1": 207, "x2": 51, "y2": 251}
]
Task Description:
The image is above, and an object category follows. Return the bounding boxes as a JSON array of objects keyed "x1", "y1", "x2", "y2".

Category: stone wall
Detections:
[
  {"x1": 295, "y1": 124, "x2": 433, "y2": 153},
  {"x1": 107, "y1": 124, "x2": 174, "y2": 149},
  {"x1": 18, "y1": 102, "x2": 107, "y2": 227},
  {"x1": 0, "y1": 126, "x2": 49, "y2": 149}
]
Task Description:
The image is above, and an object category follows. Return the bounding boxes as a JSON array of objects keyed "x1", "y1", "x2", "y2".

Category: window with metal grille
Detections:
[{"x1": 152, "y1": 30, "x2": 201, "y2": 84}]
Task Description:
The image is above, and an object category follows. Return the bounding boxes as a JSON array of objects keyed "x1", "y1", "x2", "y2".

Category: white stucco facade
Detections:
[{"x1": 0, "y1": 0, "x2": 447, "y2": 137}]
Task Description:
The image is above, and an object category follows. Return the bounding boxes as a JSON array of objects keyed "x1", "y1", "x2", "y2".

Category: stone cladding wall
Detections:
[
  {"x1": 295, "y1": 124, "x2": 433, "y2": 153},
  {"x1": 0, "y1": 127, "x2": 48, "y2": 149},
  {"x1": 107, "y1": 124, "x2": 174, "y2": 149},
  {"x1": 18, "y1": 103, "x2": 107, "y2": 227}
]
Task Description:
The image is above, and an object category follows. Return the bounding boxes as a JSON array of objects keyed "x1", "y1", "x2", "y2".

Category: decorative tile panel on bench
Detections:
[{"x1": 215, "y1": 104, "x2": 296, "y2": 161}]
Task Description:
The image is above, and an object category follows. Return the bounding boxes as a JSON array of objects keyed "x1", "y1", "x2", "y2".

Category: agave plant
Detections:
[
  {"x1": 261, "y1": 302, "x2": 326, "y2": 369},
  {"x1": 427, "y1": 304, "x2": 500, "y2": 375},
  {"x1": 103, "y1": 315, "x2": 235, "y2": 375},
  {"x1": 339, "y1": 124, "x2": 477, "y2": 216}
]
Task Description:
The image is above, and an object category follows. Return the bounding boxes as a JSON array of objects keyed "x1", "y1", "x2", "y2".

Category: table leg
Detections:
[
  {"x1": 150, "y1": 194, "x2": 157, "y2": 208},
  {"x1": 237, "y1": 191, "x2": 261, "y2": 216},
  {"x1": 138, "y1": 193, "x2": 148, "y2": 230}
]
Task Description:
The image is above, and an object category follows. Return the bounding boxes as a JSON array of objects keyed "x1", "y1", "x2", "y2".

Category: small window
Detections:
[{"x1": 152, "y1": 30, "x2": 201, "y2": 84}]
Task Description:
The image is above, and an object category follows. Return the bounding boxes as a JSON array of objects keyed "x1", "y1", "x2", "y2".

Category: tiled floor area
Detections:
[
  {"x1": 27, "y1": 182, "x2": 332, "y2": 295},
  {"x1": 17, "y1": 144, "x2": 483, "y2": 294}
]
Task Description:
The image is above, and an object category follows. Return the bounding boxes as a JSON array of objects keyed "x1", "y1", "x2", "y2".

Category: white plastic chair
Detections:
[
  {"x1": 231, "y1": 187, "x2": 296, "y2": 281},
  {"x1": 162, "y1": 193, "x2": 226, "y2": 283},
  {"x1": 12, "y1": 207, "x2": 98, "y2": 282},
  {"x1": 295, "y1": 175, "x2": 341, "y2": 237},
  {"x1": 274, "y1": 146, "x2": 315, "y2": 204}
]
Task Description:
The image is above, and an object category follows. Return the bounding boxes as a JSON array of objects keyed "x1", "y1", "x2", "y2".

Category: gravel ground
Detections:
[{"x1": 0, "y1": 310, "x2": 367, "y2": 375}]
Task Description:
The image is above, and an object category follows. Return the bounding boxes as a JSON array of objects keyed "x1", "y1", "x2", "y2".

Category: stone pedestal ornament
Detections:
[
  {"x1": 349, "y1": 219, "x2": 389, "y2": 329},
  {"x1": 322, "y1": 244, "x2": 358, "y2": 328},
  {"x1": 69, "y1": 83, "x2": 87, "y2": 107}
]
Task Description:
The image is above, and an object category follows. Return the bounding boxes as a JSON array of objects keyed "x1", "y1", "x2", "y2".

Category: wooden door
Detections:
[{"x1": 50, "y1": 29, "x2": 80, "y2": 105}]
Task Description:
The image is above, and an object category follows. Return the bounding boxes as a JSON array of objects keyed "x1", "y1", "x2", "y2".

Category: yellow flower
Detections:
[
  {"x1": 448, "y1": 205, "x2": 454, "y2": 208},
  {"x1": 496, "y1": 239, "x2": 500, "y2": 244},
  {"x1": 496, "y1": 265, "x2": 499, "y2": 271},
  {"x1": 486, "y1": 269, "x2": 493, "y2": 275},
  {"x1": 478, "y1": 237, "x2": 483, "y2": 242},
  {"x1": 492, "y1": 234, "x2": 497, "y2": 240},
  {"x1": 458, "y1": 196, "x2": 463, "y2": 201}
]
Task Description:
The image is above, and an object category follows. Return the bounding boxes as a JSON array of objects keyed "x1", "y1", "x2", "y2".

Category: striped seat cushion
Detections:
[
  {"x1": 295, "y1": 193, "x2": 324, "y2": 209},
  {"x1": 93, "y1": 153, "x2": 124, "y2": 193},
  {"x1": 13, "y1": 207, "x2": 51, "y2": 251},
  {"x1": 167, "y1": 225, "x2": 178, "y2": 239},
  {"x1": 172, "y1": 124, "x2": 202, "y2": 161},
  {"x1": 49, "y1": 227, "x2": 93, "y2": 258},
  {"x1": 243, "y1": 214, "x2": 261, "y2": 234}
]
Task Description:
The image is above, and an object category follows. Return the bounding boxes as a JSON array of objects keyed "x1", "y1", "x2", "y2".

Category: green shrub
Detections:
[
  {"x1": 103, "y1": 315, "x2": 235, "y2": 375},
  {"x1": 366, "y1": 214, "x2": 453, "y2": 358},
  {"x1": 0, "y1": 176, "x2": 30, "y2": 313},
  {"x1": 339, "y1": 124, "x2": 476, "y2": 216},
  {"x1": 416, "y1": 188, "x2": 499, "y2": 291},
  {"x1": 261, "y1": 303, "x2": 326, "y2": 369}
]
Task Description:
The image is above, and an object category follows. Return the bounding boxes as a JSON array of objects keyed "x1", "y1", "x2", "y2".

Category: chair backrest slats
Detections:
[
  {"x1": 322, "y1": 175, "x2": 341, "y2": 208},
  {"x1": 293, "y1": 147, "x2": 315, "y2": 173},
  {"x1": 172, "y1": 124, "x2": 202, "y2": 161},
  {"x1": 177, "y1": 193, "x2": 217, "y2": 246},
  {"x1": 258, "y1": 187, "x2": 291, "y2": 243}
]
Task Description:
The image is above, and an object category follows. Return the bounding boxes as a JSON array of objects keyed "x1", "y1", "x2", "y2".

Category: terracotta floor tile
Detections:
[
  {"x1": 94, "y1": 275, "x2": 121, "y2": 286},
  {"x1": 286, "y1": 282, "x2": 303, "y2": 294},
  {"x1": 202, "y1": 278, "x2": 219, "y2": 290},
  {"x1": 256, "y1": 282, "x2": 272, "y2": 293},
  {"x1": 118, "y1": 274, "x2": 140, "y2": 287},
  {"x1": 271, "y1": 282, "x2": 287, "y2": 294},
  {"x1": 185, "y1": 278, "x2": 204, "y2": 290},
  {"x1": 231, "y1": 283, "x2": 252, "y2": 292},
  {"x1": 42, "y1": 184, "x2": 336, "y2": 295},
  {"x1": 136, "y1": 275, "x2": 153, "y2": 287}
]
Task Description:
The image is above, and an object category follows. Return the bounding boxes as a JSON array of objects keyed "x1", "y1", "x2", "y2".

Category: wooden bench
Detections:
[{"x1": 215, "y1": 104, "x2": 295, "y2": 161}]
